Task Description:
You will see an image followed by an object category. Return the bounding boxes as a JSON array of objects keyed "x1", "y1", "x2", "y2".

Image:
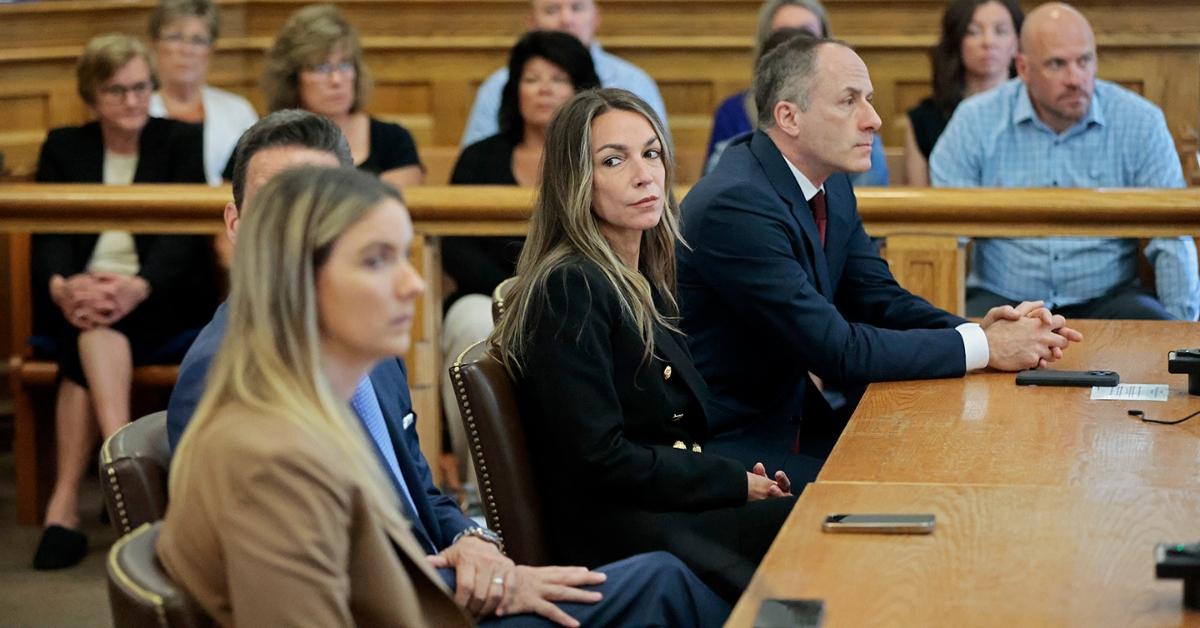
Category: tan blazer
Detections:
[{"x1": 156, "y1": 403, "x2": 473, "y2": 627}]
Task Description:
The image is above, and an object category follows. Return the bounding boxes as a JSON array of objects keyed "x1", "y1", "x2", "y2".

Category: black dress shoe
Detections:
[{"x1": 32, "y1": 525, "x2": 88, "y2": 570}]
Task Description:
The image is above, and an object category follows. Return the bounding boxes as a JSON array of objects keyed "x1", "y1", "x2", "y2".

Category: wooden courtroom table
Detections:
[
  {"x1": 726, "y1": 482, "x2": 1200, "y2": 627},
  {"x1": 818, "y1": 320, "x2": 1200, "y2": 490}
]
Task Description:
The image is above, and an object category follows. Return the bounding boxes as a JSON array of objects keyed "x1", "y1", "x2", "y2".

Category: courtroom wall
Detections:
[{"x1": 1, "y1": 0, "x2": 1197, "y2": 182}]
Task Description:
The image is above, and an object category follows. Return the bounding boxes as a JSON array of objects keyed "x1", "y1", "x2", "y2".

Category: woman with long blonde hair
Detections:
[
  {"x1": 492, "y1": 88, "x2": 795, "y2": 602},
  {"x1": 159, "y1": 166, "x2": 468, "y2": 625}
]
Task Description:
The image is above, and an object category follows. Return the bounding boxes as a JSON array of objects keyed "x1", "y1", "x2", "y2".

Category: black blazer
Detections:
[
  {"x1": 678, "y1": 130, "x2": 968, "y2": 478},
  {"x1": 515, "y1": 260, "x2": 747, "y2": 559},
  {"x1": 32, "y1": 118, "x2": 215, "y2": 338}
]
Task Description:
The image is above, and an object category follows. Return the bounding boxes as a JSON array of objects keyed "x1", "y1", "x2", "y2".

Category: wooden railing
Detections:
[
  {"x1": 2, "y1": 183, "x2": 1199, "y2": 522},
  {"x1": 4, "y1": 183, "x2": 1199, "y2": 309}
]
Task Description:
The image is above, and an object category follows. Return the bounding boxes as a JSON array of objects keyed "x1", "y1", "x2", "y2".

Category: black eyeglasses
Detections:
[
  {"x1": 305, "y1": 61, "x2": 356, "y2": 77},
  {"x1": 98, "y1": 81, "x2": 153, "y2": 102},
  {"x1": 159, "y1": 32, "x2": 213, "y2": 48}
]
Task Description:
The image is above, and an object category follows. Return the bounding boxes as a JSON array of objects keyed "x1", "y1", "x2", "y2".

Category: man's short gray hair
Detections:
[{"x1": 754, "y1": 36, "x2": 844, "y2": 128}]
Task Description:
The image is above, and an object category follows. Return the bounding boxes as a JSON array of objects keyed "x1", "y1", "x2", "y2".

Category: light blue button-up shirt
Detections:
[
  {"x1": 460, "y1": 41, "x2": 667, "y2": 146},
  {"x1": 930, "y1": 78, "x2": 1199, "y2": 321}
]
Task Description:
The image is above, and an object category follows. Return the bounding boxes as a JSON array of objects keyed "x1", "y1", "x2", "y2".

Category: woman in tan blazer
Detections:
[
  {"x1": 157, "y1": 166, "x2": 471, "y2": 625},
  {"x1": 157, "y1": 166, "x2": 617, "y2": 626}
]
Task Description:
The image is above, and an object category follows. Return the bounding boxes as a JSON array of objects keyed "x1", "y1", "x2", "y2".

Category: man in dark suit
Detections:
[
  {"x1": 167, "y1": 110, "x2": 731, "y2": 627},
  {"x1": 678, "y1": 36, "x2": 1083, "y2": 485}
]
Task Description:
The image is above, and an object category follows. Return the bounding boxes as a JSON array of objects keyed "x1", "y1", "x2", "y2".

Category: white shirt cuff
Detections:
[{"x1": 956, "y1": 322, "x2": 989, "y2": 371}]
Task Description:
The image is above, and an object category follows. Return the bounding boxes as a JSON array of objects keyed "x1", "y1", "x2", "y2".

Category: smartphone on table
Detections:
[
  {"x1": 821, "y1": 513, "x2": 935, "y2": 534},
  {"x1": 1015, "y1": 369, "x2": 1119, "y2": 387}
]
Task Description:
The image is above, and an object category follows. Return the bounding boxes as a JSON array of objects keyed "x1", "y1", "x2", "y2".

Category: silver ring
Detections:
[{"x1": 492, "y1": 576, "x2": 505, "y2": 586}]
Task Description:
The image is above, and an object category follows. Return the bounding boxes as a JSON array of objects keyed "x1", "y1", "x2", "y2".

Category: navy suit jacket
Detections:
[
  {"x1": 166, "y1": 302, "x2": 474, "y2": 552},
  {"x1": 677, "y1": 131, "x2": 968, "y2": 479}
]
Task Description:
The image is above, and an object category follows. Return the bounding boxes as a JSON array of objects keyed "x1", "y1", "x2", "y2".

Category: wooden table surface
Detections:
[
  {"x1": 818, "y1": 320, "x2": 1200, "y2": 489},
  {"x1": 727, "y1": 482, "x2": 1200, "y2": 627}
]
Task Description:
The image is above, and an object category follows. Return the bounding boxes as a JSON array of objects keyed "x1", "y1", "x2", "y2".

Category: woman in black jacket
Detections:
[
  {"x1": 441, "y1": 30, "x2": 600, "y2": 498},
  {"x1": 490, "y1": 88, "x2": 795, "y2": 602},
  {"x1": 32, "y1": 33, "x2": 215, "y2": 570}
]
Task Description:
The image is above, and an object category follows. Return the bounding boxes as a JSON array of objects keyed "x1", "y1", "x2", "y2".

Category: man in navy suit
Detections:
[
  {"x1": 167, "y1": 110, "x2": 730, "y2": 627},
  {"x1": 678, "y1": 35, "x2": 1083, "y2": 485}
]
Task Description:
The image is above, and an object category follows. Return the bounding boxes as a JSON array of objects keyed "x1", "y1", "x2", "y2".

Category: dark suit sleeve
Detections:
[
  {"x1": 166, "y1": 341, "x2": 211, "y2": 452},
  {"x1": 33, "y1": 130, "x2": 82, "y2": 305},
  {"x1": 686, "y1": 186, "x2": 966, "y2": 386},
  {"x1": 35, "y1": 129, "x2": 70, "y2": 183},
  {"x1": 135, "y1": 236, "x2": 209, "y2": 298},
  {"x1": 135, "y1": 121, "x2": 210, "y2": 296},
  {"x1": 167, "y1": 121, "x2": 208, "y2": 184},
  {"x1": 387, "y1": 359, "x2": 475, "y2": 544},
  {"x1": 830, "y1": 178, "x2": 965, "y2": 330},
  {"x1": 521, "y1": 265, "x2": 747, "y2": 510}
]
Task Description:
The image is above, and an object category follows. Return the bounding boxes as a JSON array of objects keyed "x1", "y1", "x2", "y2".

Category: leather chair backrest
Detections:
[
  {"x1": 107, "y1": 522, "x2": 213, "y2": 628},
  {"x1": 491, "y1": 276, "x2": 518, "y2": 324},
  {"x1": 449, "y1": 341, "x2": 550, "y2": 566},
  {"x1": 100, "y1": 411, "x2": 171, "y2": 535}
]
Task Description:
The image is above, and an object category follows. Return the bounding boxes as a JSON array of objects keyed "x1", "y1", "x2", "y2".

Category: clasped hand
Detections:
[
  {"x1": 981, "y1": 300, "x2": 1084, "y2": 371},
  {"x1": 747, "y1": 462, "x2": 792, "y2": 501},
  {"x1": 427, "y1": 536, "x2": 605, "y2": 627},
  {"x1": 50, "y1": 272, "x2": 149, "y2": 330}
]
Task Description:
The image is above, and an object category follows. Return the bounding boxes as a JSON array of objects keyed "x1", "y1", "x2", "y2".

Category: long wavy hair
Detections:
[
  {"x1": 931, "y1": 0, "x2": 1023, "y2": 117},
  {"x1": 169, "y1": 167, "x2": 404, "y2": 526},
  {"x1": 491, "y1": 88, "x2": 682, "y2": 373}
]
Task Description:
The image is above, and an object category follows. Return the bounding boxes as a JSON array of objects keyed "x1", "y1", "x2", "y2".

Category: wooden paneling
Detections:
[{"x1": 0, "y1": 1, "x2": 1197, "y2": 182}]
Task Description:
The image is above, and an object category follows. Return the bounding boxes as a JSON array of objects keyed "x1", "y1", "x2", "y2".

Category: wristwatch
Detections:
[{"x1": 452, "y1": 526, "x2": 505, "y2": 554}]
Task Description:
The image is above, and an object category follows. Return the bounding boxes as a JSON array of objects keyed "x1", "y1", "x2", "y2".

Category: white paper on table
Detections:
[{"x1": 1090, "y1": 384, "x2": 1170, "y2": 402}]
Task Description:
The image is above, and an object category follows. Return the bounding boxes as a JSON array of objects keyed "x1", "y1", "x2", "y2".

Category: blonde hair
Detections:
[
  {"x1": 76, "y1": 34, "x2": 157, "y2": 106},
  {"x1": 491, "y1": 88, "x2": 682, "y2": 372},
  {"x1": 170, "y1": 166, "x2": 402, "y2": 524},
  {"x1": 261, "y1": 4, "x2": 372, "y2": 112}
]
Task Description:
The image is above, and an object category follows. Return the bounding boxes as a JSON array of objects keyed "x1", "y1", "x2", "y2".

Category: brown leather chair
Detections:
[
  {"x1": 107, "y1": 522, "x2": 212, "y2": 628},
  {"x1": 491, "y1": 275, "x2": 518, "y2": 323},
  {"x1": 99, "y1": 411, "x2": 171, "y2": 536},
  {"x1": 449, "y1": 341, "x2": 550, "y2": 566}
]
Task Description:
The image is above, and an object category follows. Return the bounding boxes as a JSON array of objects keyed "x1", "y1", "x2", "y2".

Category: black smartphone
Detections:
[
  {"x1": 821, "y1": 513, "x2": 935, "y2": 534},
  {"x1": 1015, "y1": 368, "x2": 1119, "y2": 387},
  {"x1": 753, "y1": 598, "x2": 824, "y2": 628}
]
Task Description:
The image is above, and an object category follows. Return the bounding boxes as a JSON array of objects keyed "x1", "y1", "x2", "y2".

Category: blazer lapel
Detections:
[
  {"x1": 134, "y1": 118, "x2": 165, "y2": 182},
  {"x1": 749, "y1": 132, "x2": 833, "y2": 298},
  {"x1": 368, "y1": 360, "x2": 442, "y2": 550},
  {"x1": 80, "y1": 123, "x2": 105, "y2": 182},
  {"x1": 653, "y1": 323, "x2": 711, "y2": 422}
]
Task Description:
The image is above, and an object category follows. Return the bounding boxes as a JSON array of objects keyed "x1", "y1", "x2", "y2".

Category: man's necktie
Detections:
[
  {"x1": 350, "y1": 378, "x2": 436, "y2": 553},
  {"x1": 811, "y1": 190, "x2": 827, "y2": 246}
]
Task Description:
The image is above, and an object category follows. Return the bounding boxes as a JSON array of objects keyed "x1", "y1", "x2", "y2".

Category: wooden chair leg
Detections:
[{"x1": 11, "y1": 357, "x2": 53, "y2": 526}]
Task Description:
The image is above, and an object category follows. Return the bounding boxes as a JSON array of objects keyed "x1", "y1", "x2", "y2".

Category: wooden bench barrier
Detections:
[{"x1": 2, "y1": 183, "x2": 1199, "y2": 524}]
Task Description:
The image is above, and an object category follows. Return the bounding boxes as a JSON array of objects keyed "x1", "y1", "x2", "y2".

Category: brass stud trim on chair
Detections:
[
  {"x1": 450, "y1": 340, "x2": 509, "y2": 554},
  {"x1": 100, "y1": 418, "x2": 147, "y2": 535}
]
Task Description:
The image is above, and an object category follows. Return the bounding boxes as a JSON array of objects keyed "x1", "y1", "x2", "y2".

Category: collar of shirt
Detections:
[
  {"x1": 1012, "y1": 79, "x2": 1106, "y2": 138},
  {"x1": 781, "y1": 153, "x2": 824, "y2": 202}
]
